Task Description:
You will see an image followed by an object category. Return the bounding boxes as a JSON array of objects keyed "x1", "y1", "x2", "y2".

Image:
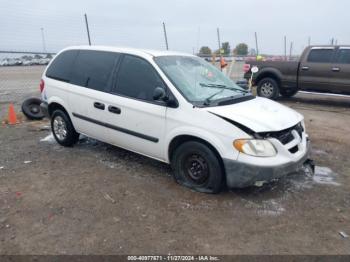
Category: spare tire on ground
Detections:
[{"x1": 21, "y1": 97, "x2": 45, "y2": 120}]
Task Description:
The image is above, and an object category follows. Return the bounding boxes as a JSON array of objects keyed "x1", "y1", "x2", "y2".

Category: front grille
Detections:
[{"x1": 259, "y1": 123, "x2": 304, "y2": 145}]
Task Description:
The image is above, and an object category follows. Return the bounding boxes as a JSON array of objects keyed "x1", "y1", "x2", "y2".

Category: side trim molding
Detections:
[{"x1": 72, "y1": 113, "x2": 159, "y2": 143}]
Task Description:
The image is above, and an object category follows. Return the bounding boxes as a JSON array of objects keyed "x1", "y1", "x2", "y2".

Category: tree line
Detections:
[{"x1": 199, "y1": 42, "x2": 249, "y2": 56}]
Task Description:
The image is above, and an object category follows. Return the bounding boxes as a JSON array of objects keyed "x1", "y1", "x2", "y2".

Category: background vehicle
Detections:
[{"x1": 244, "y1": 45, "x2": 350, "y2": 99}]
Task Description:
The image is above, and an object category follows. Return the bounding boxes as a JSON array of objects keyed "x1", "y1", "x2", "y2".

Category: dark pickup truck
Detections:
[{"x1": 244, "y1": 45, "x2": 350, "y2": 99}]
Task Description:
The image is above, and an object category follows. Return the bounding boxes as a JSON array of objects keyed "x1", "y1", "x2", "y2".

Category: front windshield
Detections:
[{"x1": 154, "y1": 55, "x2": 249, "y2": 105}]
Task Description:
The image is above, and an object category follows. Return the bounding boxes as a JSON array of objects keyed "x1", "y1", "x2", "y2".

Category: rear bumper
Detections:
[
  {"x1": 40, "y1": 101, "x2": 50, "y2": 118},
  {"x1": 223, "y1": 141, "x2": 311, "y2": 188}
]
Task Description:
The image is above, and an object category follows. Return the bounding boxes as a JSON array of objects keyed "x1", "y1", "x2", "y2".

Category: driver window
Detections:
[{"x1": 114, "y1": 55, "x2": 165, "y2": 101}]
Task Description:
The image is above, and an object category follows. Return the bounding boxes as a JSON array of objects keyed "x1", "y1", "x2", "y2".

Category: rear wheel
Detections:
[
  {"x1": 280, "y1": 88, "x2": 298, "y2": 98},
  {"x1": 171, "y1": 141, "x2": 224, "y2": 194},
  {"x1": 257, "y1": 77, "x2": 279, "y2": 99},
  {"x1": 51, "y1": 109, "x2": 79, "y2": 147}
]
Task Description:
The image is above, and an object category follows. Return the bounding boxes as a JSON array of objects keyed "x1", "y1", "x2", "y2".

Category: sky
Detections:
[{"x1": 1, "y1": 0, "x2": 349, "y2": 55}]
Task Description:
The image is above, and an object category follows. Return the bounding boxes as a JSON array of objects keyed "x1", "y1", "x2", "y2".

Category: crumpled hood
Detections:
[{"x1": 204, "y1": 97, "x2": 303, "y2": 133}]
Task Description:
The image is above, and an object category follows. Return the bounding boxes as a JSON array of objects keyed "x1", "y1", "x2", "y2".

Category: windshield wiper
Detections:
[
  {"x1": 204, "y1": 89, "x2": 225, "y2": 105},
  {"x1": 200, "y1": 83, "x2": 248, "y2": 106},
  {"x1": 199, "y1": 83, "x2": 247, "y2": 93}
]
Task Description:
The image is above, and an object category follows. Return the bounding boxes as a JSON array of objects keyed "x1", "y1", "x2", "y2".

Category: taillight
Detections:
[
  {"x1": 39, "y1": 79, "x2": 45, "y2": 93},
  {"x1": 243, "y1": 64, "x2": 251, "y2": 73}
]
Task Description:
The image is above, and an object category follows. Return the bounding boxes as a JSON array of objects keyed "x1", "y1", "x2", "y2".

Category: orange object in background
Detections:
[
  {"x1": 220, "y1": 56, "x2": 228, "y2": 69},
  {"x1": 7, "y1": 103, "x2": 17, "y2": 125}
]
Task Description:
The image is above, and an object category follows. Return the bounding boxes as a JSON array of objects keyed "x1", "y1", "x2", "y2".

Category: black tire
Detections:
[
  {"x1": 51, "y1": 109, "x2": 79, "y2": 147},
  {"x1": 171, "y1": 141, "x2": 224, "y2": 194},
  {"x1": 257, "y1": 77, "x2": 280, "y2": 99},
  {"x1": 280, "y1": 88, "x2": 298, "y2": 98},
  {"x1": 21, "y1": 97, "x2": 45, "y2": 120}
]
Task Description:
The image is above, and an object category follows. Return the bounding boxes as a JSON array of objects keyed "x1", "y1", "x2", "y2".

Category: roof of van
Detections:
[{"x1": 63, "y1": 45, "x2": 194, "y2": 58}]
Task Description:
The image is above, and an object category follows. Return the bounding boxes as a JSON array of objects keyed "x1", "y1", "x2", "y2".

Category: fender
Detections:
[
  {"x1": 47, "y1": 96, "x2": 71, "y2": 117},
  {"x1": 164, "y1": 126, "x2": 239, "y2": 163},
  {"x1": 254, "y1": 67, "x2": 283, "y2": 83}
]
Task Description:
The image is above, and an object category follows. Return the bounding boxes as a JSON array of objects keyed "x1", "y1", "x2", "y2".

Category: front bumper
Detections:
[
  {"x1": 223, "y1": 141, "x2": 311, "y2": 188},
  {"x1": 40, "y1": 101, "x2": 50, "y2": 118}
]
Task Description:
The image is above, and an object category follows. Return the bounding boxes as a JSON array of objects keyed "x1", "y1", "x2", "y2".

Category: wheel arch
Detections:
[
  {"x1": 255, "y1": 68, "x2": 282, "y2": 86},
  {"x1": 48, "y1": 102, "x2": 69, "y2": 117},
  {"x1": 167, "y1": 135, "x2": 226, "y2": 177}
]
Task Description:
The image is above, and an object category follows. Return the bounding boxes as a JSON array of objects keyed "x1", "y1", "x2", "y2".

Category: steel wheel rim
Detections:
[
  {"x1": 184, "y1": 154, "x2": 209, "y2": 185},
  {"x1": 53, "y1": 116, "x2": 67, "y2": 141},
  {"x1": 29, "y1": 104, "x2": 40, "y2": 114},
  {"x1": 261, "y1": 82, "x2": 274, "y2": 97}
]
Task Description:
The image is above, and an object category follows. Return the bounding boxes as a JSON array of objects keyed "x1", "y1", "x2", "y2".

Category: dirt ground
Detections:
[{"x1": 0, "y1": 66, "x2": 350, "y2": 255}]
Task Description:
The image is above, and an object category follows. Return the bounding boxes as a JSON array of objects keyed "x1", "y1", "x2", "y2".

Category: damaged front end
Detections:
[{"x1": 220, "y1": 118, "x2": 315, "y2": 188}]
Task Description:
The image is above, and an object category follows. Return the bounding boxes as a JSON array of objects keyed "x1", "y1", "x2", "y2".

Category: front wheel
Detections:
[
  {"x1": 257, "y1": 77, "x2": 280, "y2": 99},
  {"x1": 171, "y1": 141, "x2": 224, "y2": 194},
  {"x1": 51, "y1": 109, "x2": 79, "y2": 147}
]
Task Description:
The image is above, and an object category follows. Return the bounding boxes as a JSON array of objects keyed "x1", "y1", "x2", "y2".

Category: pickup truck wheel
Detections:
[
  {"x1": 257, "y1": 78, "x2": 279, "y2": 99},
  {"x1": 280, "y1": 88, "x2": 298, "y2": 98},
  {"x1": 171, "y1": 141, "x2": 223, "y2": 194},
  {"x1": 51, "y1": 109, "x2": 79, "y2": 147}
]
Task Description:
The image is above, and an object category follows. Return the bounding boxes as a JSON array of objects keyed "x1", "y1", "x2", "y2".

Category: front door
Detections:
[
  {"x1": 298, "y1": 47, "x2": 335, "y2": 92},
  {"x1": 104, "y1": 54, "x2": 167, "y2": 161}
]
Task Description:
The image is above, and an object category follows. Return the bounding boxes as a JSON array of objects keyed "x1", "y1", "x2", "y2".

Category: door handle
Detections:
[
  {"x1": 301, "y1": 66, "x2": 309, "y2": 71},
  {"x1": 332, "y1": 67, "x2": 340, "y2": 72},
  {"x1": 108, "y1": 105, "x2": 121, "y2": 114},
  {"x1": 93, "y1": 102, "x2": 105, "y2": 110}
]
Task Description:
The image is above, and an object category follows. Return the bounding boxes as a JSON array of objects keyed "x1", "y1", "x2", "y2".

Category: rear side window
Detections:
[
  {"x1": 70, "y1": 50, "x2": 119, "y2": 91},
  {"x1": 46, "y1": 50, "x2": 78, "y2": 82},
  {"x1": 114, "y1": 55, "x2": 165, "y2": 101},
  {"x1": 334, "y1": 49, "x2": 350, "y2": 64},
  {"x1": 307, "y1": 49, "x2": 334, "y2": 63}
]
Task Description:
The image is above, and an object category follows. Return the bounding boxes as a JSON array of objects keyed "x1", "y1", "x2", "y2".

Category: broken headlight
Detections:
[{"x1": 233, "y1": 139, "x2": 277, "y2": 157}]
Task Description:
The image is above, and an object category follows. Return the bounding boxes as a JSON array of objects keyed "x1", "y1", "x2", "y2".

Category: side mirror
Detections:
[
  {"x1": 166, "y1": 97, "x2": 178, "y2": 108},
  {"x1": 153, "y1": 87, "x2": 166, "y2": 101}
]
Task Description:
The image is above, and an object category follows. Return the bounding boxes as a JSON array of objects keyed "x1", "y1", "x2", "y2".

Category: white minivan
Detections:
[{"x1": 40, "y1": 46, "x2": 311, "y2": 193}]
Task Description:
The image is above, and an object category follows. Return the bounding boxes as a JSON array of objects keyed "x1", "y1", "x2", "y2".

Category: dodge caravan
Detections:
[{"x1": 40, "y1": 46, "x2": 312, "y2": 193}]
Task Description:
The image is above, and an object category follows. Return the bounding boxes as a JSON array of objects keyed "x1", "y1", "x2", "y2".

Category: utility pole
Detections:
[
  {"x1": 163, "y1": 22, "x2": 169, "y2": 50},
  {"x1": 254, "y1": 32, "x2": 259, "y2": 56},
  {"x1": 284, "y1": 36, "x2": 287, "y2": 61},
  {"x1": 196, "y1": 27, "x2": 201, "y2": 54},
  {"x1": 40, "y1": 28, "x2": 46, "y2": 53},
  {"x1": 289, "y1": 41, "x2": 293, "y2": 60},
  {"x1": 217, "y1": 28, "x2": 222, "y2": 71},
  {"x1": 308, "y1": 36, "x2": 311, "y2": 46},
  {"x1": 217, "y1": 28, "x2": 221, "y2": 52},
  {"x1": 331, "y1": 38, "x2": 334, "y2": 45},
  {"x1": 84, "y1": 13, "x2": 91, "y2": 45}
]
